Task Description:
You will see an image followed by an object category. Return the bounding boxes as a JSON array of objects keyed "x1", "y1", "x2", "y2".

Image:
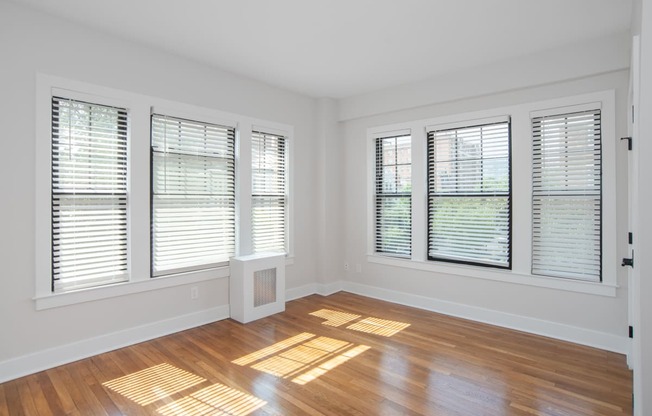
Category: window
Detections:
[
  {"x1": 51, "y1": 97, "x2": 129, "y2": 292},
  {"x1": 427, "y1": 119, "x2": 511, "y2": 268},
  {"x1": 151, "y1": 114, "x2": 236, "y2": 276},
  {"x1": 374, "y1": 134, "x2": 412, "y2": 256},
  {"x1": 531, "y1": 109, "x2": 601, "y2": 281},
  {"x1": 251, "y1": 131, "x2": 287, "y2": 253},
  {"x1": 37, "y1": 76, "x2": 296, "y2": 308},
  {"x1": 366, "y1": 91, "x2": 615, "y2": 296}
]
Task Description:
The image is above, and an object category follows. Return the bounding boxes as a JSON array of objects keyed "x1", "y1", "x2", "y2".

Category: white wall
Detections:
[
  {"x1": 339, "y1": 32, "x2": 631, "y2": 121},
  {"x1": 315, "y1": 98, "x2": 345, "y2": 289},
  {"x1": 0, "y1": 1, "x2": 320, "y2": 379},
  {"x1": 339, "y1": 68, "x2": 631, "y2": 351}
]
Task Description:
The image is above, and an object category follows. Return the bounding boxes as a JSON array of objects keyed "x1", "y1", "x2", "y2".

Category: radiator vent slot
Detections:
[
  {"x1": 230, "y1": 253, "x2": 285, "y2": 323},
  {"x1": 254, "y1": 268, "x2": 277, "y2": 307}
]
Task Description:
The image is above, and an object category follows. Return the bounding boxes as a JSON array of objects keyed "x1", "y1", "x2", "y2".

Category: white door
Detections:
[{"x1": 627, "y1": 35, "x2": 641, "y2": 372}]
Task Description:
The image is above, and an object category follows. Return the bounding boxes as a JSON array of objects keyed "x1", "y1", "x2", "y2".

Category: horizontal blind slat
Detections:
[
  {"x1": 51, "y1": 97, "x2": 129, "y2": 293},
  {"x1": 428, "y1": 121, "x2": 511, "y2": 267},
  {"x1": 252, "y1": 131, "x2": 287, "y2": 253},
  {"x1": 531, "y1": 109, "x2": 601, "y2": 281},
  {"x1": 151, "y1": 114, "x2": 236, "y2": 276},
  {"x1": 375, "y1": 134, "x2": 412, "y2": 256}
]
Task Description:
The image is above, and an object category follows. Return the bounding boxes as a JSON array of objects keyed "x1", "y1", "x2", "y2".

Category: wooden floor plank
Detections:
[
  {"x1": 0, "y1": 384, "x2": 10, "y2": 416},
  {"x1": 2, "y1": 381, "x2": 24, "y2": 416},
  {"x1": 0, "y1": 293, "x2": 632, "y2": 415},
  {"x1": 16, "y1": 379, "x2": 38, "y2": 416}
]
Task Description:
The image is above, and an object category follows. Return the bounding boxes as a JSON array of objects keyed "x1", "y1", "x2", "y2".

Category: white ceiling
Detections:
[{"x1": 13, "y1": 0, "x2": 633, "y2": 98}]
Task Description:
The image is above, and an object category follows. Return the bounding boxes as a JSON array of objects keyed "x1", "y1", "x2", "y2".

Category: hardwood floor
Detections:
[{"x1": 0, "y1": 292, "x2": 632, "y2": 415}]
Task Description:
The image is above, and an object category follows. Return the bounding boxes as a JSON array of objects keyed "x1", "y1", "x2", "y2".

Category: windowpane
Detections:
[
  {"x1": 375, "y1": 135, "x2": 411, "y2": 256},
  {"x1": 532, "y1": 110, "x2": 601, "y2": 281},
  {"x1": 151, "y1": 114, "x2": 236, "y2": 276},
  {"x1": 51, "y1": 97, "x2": 128, "y2": 292},
  {"x1": 428, "y1": 121, "x2": 511, "y2": 267},
  {"x1": 252, "y1": 131, "x2": 287, "y2": 254}
]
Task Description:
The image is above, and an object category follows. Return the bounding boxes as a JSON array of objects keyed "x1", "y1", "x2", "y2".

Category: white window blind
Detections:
[
  {"x1": 151, "y1": 114, "x2": 236, "y2": 276},
  {"x1": 375, "y1": 135, "x2": 412, "y2": 256},
  {"x1": 251, "y1": 131, "x2": 287, "y2": 253},
  {"x1": 51, "y1": 97, "x2": 129, "y2": 292},
  {"x1": 428, "y1": 120, "x2": 511, "y2": 268},
  {"x1": 532, "y1": 109, "x2": 601, "y2": 281}
]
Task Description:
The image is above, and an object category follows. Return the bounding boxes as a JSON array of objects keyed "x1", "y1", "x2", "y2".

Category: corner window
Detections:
[
  {"x1": 150, "y1": 114, "x2": 236, "y2": 276},
  {"x1": 51, "y1": 97, "x2": 129, "y2": 292},
  {"x1": 427, "y1": 119, "x2": 511, "y2": 268},
  {"x1": 374, "y1": 134, "x2": 412, "y2": 256},
  {"x1": 531, "y1": 109, "x2": 602, "y2": 281}
]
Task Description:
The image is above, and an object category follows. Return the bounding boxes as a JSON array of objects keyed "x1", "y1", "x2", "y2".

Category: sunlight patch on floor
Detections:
[
  {"x1": 309, "y1": 309, "x2": 411, "y2": 337},
  {"x1": 291, "y1": 344, "x2": 371, "y2": 385},
  {"x1": 346, "y1": 317, "x2": 411, "y2": 337},
  {"x1": 102, "y1": 363, "x2": 205, "y2": 406},
  {"x1": 309, "y1": 309, "x2": 361, "y2": 327},
  {"x1": 232, "y1": 332, "x2": 315, "y2": 366},
  {"x1": 157, "y1": 382, "x2": 266, "y2": 416},
  {"x1": 233, "y1": 334, "x2": 370, "y2": 385}
]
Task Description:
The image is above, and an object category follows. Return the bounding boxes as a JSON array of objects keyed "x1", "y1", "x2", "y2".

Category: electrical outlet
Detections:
[
  {"x1": 356, "y1": 263, "x2": 362, "y2": 273},
  {"x1": 344, "y1": 263, "x2": 350, "y2": 271},
  {"x1": 191, "y1": 286, "x2": 199, "y2": 300}
]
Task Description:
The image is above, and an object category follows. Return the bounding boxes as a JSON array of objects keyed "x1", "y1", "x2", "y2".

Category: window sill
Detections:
[
  {"x1": 367, "y1": 255, "x2": 618, "y2": 297},
  {"x1": 34, "y1": 256, "x2": 296, "y2": 311},
  {"x1": 34, "y1": 266, "x2": 230, "y2": 311}
]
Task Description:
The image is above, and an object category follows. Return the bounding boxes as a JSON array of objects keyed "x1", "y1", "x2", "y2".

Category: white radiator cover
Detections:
[{"x1": 229, "y1": 253, "x2": 286, "y2": 323}]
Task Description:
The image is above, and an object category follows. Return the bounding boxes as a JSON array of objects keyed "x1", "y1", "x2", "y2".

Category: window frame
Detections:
[
  {"x1": 530, "y1": 103, "x2": 604, "y2": 282},
  {"x1": 50, "y1": 96, "x2": 130, "y2": 292},
  {"x1": 426, "y1": 117, "x2": 512, "y2": 269},
  {"x1": 373, "y1": 130, "x2": 412, "y2": 258},
  {"x1": 149, "y1": 112, "x2": 237, "y2": 277},
  {"x1": 35, "y1": 74, "x2": 294, "y2": 310},
  {"x1": 366, "y1": 90, "x2": 618, "y2": 297},
  {"x1": 251, "y1": 129, "x2": 289, "y2": 255}
]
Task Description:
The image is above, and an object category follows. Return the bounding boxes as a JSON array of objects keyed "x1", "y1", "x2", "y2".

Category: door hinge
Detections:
[
  {"x1": 632, "y1": 105, "x2": 635, "y2": 124},
  {"x1": 629, "y1": 325, "x2": 634, "y2": 338},
  {"x1": 629, "y1": 232, "x2": 633, "y2": 245},
  {"x1": 622, "y1": 250, "x2": 634, "y2": 268},
  {"x1": 621, "y1": 136, "x2": 633, "y2": 151}
]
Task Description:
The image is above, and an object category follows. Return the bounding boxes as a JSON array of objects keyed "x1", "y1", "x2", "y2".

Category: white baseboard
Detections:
[
  {"x1": 286, "y1": 281, "x2": 343, "y2": 301},
  {"x1": 316, "y1": 281, "x2": 344, "y2": 296},
  {"x1": 342, "y1": 281, "x2": 629, "y2": 355},
  {"x1": 286, "y1": 283, "x2": 318, "y2": 301},
  {"x1": 0, "y1": 305, "x2": 229, "y2": 384}
]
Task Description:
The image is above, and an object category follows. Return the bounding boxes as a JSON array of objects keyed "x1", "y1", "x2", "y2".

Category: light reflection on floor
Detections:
[
  {"x1": 103, "y1": 363, "x2": 267, "y2": 415},
  {"x1": 309, "y1": 309, "x2": 361, "y2": 326},
  {"x1": 157, "y1": 382, "x2": 267, "y2": 416},
  {"x1": 233, "y1": 333, "x2": 370, "y2": 385},
  {"x1": 102, "y1": 363, "x2": 205, "y2": 405},
  {"x1": 232, "y1": 333, "x2": 314, "y2": 366},
  {"x1": 309, "y1": 309, "x2": 411, "y2": 337},
  {"x1": 347, "y1": 317, "x2": 411, "y2": 337}
]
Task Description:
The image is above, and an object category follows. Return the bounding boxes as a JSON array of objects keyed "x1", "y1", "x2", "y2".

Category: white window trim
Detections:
[
  {"x1": 244, "y1": 119, "x2": 294, "y2": 258},
  {"x1": 149, "y1": 111, "x2": 238, "y2": 276},
  {"x1": 366, "y1": 90, "x2": 618, "y2": 297},
  {"x1": 35, "y1": 74, "x2": 294, "y2": 309},
  {"x1": 426, "y1": 115, "x2": 512, "y2": 269},
  {"x1": 371, "y1": 128, "x2": 413, "y2": 258},
  {"x1": 249, "y1": 124, "x2": 294, "y2": 257}
]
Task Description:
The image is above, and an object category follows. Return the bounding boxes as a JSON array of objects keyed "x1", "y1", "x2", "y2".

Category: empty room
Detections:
[{"x1": 1, "y1": 0, "x2": 651, "y2": 415}]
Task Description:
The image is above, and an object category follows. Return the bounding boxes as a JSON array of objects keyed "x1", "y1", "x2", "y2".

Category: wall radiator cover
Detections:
[{"x1": 229, "y1": 253, "x2": 286, "y2": 323}]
